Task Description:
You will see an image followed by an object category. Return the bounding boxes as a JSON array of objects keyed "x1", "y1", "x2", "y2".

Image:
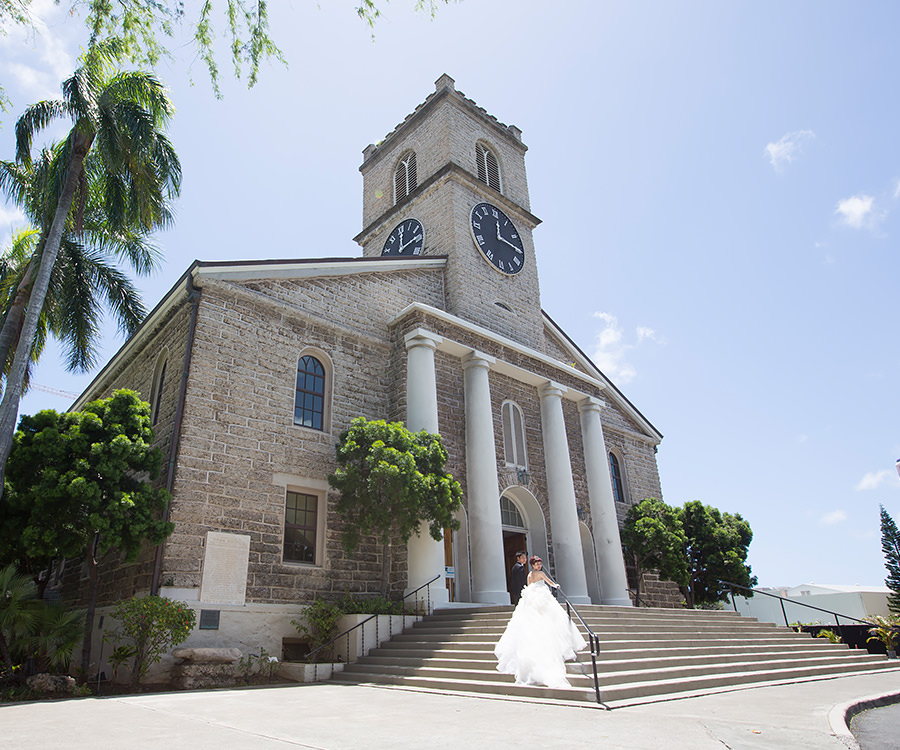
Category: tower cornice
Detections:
[{"x1": 353, "y1": 161, "x2": 541, "y2": 247}]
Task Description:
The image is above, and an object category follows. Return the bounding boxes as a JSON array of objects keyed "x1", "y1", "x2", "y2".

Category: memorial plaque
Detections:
[{"x1": 199, "y1": 532, "x2": 250, "y2": 605}]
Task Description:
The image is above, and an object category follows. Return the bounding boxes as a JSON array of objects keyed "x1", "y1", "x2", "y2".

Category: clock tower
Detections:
[{"x1": 355, "y1": 75, "x2": 544, "y2": 350}]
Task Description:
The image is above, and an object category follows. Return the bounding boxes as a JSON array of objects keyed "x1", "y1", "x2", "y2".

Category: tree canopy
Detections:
[
  {"x1": 0, "y1": 41, "x2": 180, "y2": 499},
  {"x1": 622, "y1": 497, "x2": 756, "y2": 608},
  {"x1": 880, "y1": 505, "x2": 900, "y2": 615},
  {"x1": 620, "y1": 498, "x2": 688, "y2": 606},
  {"x1": 0, "y1": 1, "x2": 451, "y2": 102},
  {"x1": 328, "y1": 417, "x2": 462, "y2": 596},
  {"x1": 2, "y1": 389, "x2": 173, "y2": 672}
]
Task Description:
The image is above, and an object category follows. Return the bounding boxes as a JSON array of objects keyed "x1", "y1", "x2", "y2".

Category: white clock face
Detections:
[
  {"x1": 470, "y1": 202, "x2": 525, "y2": 275},
  {"x1": 382, "y1": 218, "x2": 425, "y2": 256}
]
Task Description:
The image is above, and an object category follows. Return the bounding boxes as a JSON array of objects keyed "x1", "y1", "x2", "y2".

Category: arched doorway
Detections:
[{"x1": 499, "y1": 487, "x2": 549, "y2": 597}]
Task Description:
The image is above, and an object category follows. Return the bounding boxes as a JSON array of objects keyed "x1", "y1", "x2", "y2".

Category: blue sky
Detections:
[{"x1": 1, "y1": 0, "x2": 898, "y2": 589}]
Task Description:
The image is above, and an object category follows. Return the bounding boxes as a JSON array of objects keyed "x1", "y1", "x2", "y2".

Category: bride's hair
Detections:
[{"x1": 529, "y1": 556, "x2": 542, "y2": 566}]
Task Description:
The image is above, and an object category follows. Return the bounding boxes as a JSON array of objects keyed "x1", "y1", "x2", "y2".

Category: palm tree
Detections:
[
  {"x1": 0, "y1": 42, "x2": 180, "y2": 495},
  {"x1": 0, "y1": 563, "x2": 37, "y2": 677},
  {"x1": 0, "y1": 150, "x2": 160, "y2": 383}
]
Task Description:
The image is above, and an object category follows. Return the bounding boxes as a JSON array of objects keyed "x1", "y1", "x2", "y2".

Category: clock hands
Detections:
[{"x1": 495, "y1": 220, "x2": 523, "y2": 253}]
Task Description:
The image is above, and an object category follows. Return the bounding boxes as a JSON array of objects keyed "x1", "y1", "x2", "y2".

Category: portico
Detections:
[{"x1": 399, "y1": 306, "x2": 633, "y2": 607}]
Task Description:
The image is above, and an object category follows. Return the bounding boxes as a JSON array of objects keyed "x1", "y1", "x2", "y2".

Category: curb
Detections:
[{"x1": 827, "y1": 690, "x2": 900, "y2": 749}]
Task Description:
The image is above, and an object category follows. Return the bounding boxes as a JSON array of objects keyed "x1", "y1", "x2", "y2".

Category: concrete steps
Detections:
[{"x1": 327, "y1": 604, "x2": 900, "y2": 705}]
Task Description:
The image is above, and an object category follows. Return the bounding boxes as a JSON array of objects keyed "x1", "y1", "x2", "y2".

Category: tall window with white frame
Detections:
[
  {"x1": 394, "y1": 151, "x2": 418, "y2": 204},
  {"x1": 283, "y1": 490, "x2": 318, "y2": 564},
  {"x1": 501, "y1": 401, "x2": 527, "y2": 469},
  {"x1": 294, "y1": 355, "x2": 325, "y2": 430},
  {"x1": 609, "y1": 451, "x2": 626, "y2": 504}
]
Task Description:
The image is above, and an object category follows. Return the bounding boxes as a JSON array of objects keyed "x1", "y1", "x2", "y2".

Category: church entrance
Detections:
[
  {"x1": 500, "y1": 494, "x2": 529, "y2": 601},
  {"x1": 502, "y1": 530, "x2": 527, "y2": 599},
  {"x1": 444, "y1": 528, "x2": 455, "y2": 602}
]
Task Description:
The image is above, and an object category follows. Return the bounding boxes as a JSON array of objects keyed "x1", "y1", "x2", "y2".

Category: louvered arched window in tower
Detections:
[
  {"x1": 394, "y1": 151, "x2": 418, "y2": 204},
  {"x1": 476, "y1": 142, "x2": 501, "y2": 192}
]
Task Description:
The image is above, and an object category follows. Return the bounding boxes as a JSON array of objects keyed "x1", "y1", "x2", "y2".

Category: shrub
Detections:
[
  {"x1": 107, "y1": 596, "x2": 196, "y2": 687},
  {"x1": 292, "y1": 598, "x2": 344, "y2": 661}
]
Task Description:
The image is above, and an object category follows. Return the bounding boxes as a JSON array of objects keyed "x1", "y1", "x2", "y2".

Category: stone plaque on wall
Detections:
[{"x1": 199, "y1": 532, "x2": 251, "y2": 605}]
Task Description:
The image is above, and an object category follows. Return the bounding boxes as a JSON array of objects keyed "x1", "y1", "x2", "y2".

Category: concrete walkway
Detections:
[{"x1": 2, "y1": 671, "x2": 899, "y2": 749}]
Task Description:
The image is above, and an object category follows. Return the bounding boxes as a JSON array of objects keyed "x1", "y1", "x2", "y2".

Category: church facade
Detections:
[{"x1": 68, "y1": 76, "x2": 663, "y2": 658}]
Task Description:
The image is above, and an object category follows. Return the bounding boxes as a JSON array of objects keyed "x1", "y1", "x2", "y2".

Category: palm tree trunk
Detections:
[
  {"x1": 0, "y1": 263, "x2": 34, "y2": 382},
  {"x1": 0, "y1": 133, "x2": 92, "y2": 500}
]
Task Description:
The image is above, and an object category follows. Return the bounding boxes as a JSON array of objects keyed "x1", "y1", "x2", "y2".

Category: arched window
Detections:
[
  {"x1": 501, "y1": 401, "x2": 527, "y2": 469},
  {"x1": 476, "y1": 142, "x2": 501, "y2": 192},
  {"x1": 609, "y1": 451, "x2": 626, "y2": 504},
  {"x1": 294, "y1": 355, "x2": 326, "y2": 430},
  {"x1": 394, "y1": 151, "x2": 418, "y2": 204},
  {"x1": 500, "y1": 496, "x2": 526, "y2": 529},
  {"x1": 150, "y1": 349, "x2": 168, "y2": 425}
]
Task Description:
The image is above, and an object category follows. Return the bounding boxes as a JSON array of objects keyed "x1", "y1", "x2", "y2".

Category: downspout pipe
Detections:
[{"x1": 151, "y1": 274, "x2": 202, "y2": 595}]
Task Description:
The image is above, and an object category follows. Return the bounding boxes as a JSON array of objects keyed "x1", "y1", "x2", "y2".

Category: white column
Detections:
[
  {"x1": 539, "y1": 383, "x2": 591, "y2": 605},
  {"x1": 579, "y1": 397, "x2": 632, "y2": 606},
  {"x1": 463, "y1": 352, "x2": 510, "y2": 604},
  {"x1": 404, "y1": 330, "x2": 449, "y2": 605}
]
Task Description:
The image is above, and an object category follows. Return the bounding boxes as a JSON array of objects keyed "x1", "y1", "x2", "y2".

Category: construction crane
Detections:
[{"x1": 30, "y1": 383, "x2": 80, "y2": 400}]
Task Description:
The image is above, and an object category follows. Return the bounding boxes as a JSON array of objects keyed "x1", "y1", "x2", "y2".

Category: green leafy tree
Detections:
[
  {"x1": 621, "y1": 498, "x2": 689, "y2": 606},
  {"x1": 679, "y1": 500, "x2": 756, "y2": 608},
  {"x1": 0, "y1": 2, "x2": 449, "y2": 101},
  {"x1": 107, "y1": 595, "x2": 195, "y2": 687},
  {"x1": 879, "y1": 505, "x2": 900, "y2": 615},
  {"x1": 0, "y1": 42, "x2": 180, "y2": 498},
  {"x1": 2, "y1": 389, "x2": 174, "y2": 674},
  {"x1": 328, "y1": 418, "x2": 462, "y2": 597}
]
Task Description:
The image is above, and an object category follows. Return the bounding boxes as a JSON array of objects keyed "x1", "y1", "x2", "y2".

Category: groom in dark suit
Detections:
[{"x1": 510, "y1": 551, "x2": 528, "y2": 606}]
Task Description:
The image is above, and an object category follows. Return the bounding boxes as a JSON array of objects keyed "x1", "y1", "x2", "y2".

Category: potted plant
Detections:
[{"x1": 865, "y1": 615, "x2": 899, "y2": 657}]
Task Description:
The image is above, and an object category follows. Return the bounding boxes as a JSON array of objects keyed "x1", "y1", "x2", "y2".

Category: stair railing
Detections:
[
  {"x1": 305, "y1": 574, "x2": 441, "y2": 681},
  {"x1": 556, "y1": 587, "x2": 605, "y2": 706},
  {"x1": 719, "y1": 579, "x2": 869, "y2": 642}
]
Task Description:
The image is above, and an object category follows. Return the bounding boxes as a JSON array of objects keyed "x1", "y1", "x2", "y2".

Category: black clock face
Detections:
[
  {"x1": 470, "y1": 202, "x2": 525, "y2": 275},
  {"x1": 381, "y1": 218, "x2": 425, "y2": 256}
]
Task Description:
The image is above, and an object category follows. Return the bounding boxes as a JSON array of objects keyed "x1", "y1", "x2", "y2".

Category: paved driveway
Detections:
[{"x1": 2, "y1": 671, "x2": 900, "y2": 749}]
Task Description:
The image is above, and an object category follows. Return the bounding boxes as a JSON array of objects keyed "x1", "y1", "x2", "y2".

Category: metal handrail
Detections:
[
  {"x1": 719, "y1": 580, "x2": 870, "y2": 642},
  {"x1": 305, "y1": 574, "x2": 441, "y2": 678},
  {"x1": 556, "y1": 587, "x2": 606, "y2": 707}
]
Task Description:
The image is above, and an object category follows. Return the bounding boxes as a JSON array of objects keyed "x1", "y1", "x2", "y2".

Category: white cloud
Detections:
[
  {"x1": 835, "y1": 194, "x2": 876, "y2": 229},
  {"x1": 820, "y1": 510, "x2": 847, "y2": 525},
  {"x1": 765, "y1": 130, "x2": 815, "y2": 171},
  {"x1": 856, "y1": 469, "x2": 895, "y2": 491},
  {"x1": 591, "y1": 312, "x2": 659, "y2": 384},
  {"x1": 0, "y1": 204, "x2": 27, "y2": 249}
]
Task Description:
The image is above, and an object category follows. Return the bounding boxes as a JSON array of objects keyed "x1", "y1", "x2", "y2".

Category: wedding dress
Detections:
[{"x1": 493, "y1": 581, "x2": 587, "y2": 688}]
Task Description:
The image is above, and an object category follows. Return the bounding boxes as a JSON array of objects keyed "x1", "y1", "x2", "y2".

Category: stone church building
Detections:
[{"x1": 69, "y1": 75, "x2": 664, "y2": 657}]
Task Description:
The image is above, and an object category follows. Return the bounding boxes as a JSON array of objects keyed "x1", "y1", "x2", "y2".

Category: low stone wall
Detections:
[
  {"x1": 633, "y1": 572, "x2": 684, "y2": 608},
  {"x1": 171, "y1": 647, "x2": 242, "y2": 690}
]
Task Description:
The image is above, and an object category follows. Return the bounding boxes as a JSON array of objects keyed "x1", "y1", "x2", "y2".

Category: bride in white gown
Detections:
[{"x1": 494, "y1": 556, "x2": 587, "y2": 688}]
